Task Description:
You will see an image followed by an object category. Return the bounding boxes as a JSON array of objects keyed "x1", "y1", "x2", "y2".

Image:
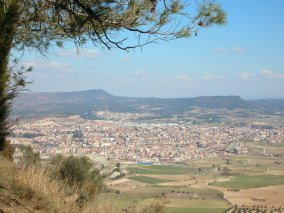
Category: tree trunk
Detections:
[{"x1": 0, "y1": 1, "x2": 20, "y2": 151}]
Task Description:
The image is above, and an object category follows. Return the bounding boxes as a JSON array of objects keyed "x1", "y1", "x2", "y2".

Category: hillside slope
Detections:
[
  {"x1": 0, "y1": 157, "x2": 113, "y2": 213},
  {"x1": 13, "y1": 90, "x2": 284, "y2": 117}
]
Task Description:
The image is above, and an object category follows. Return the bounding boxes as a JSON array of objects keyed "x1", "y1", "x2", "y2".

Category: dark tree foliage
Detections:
[
  {"x1": 53, "y1": 155, "x2": 103, "y2": 202},
  {"x1": 0, "y1": 0, "x2": 226, "y2": 152}
]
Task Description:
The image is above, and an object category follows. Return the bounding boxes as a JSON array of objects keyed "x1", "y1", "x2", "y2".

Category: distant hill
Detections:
[
  {"x1": 12, "y1": 89, "x2": 284, "y2": 117},
  {"x1": 249, "y1": 99, "x2": 284, "y2": 113}
]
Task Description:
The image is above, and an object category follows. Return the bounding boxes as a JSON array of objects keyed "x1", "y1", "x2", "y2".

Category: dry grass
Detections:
[
  {"x1": 91, "y1": 200, "x2": 123, "y2": 213},
  {"x1": 0, "y1": 157, "x2": 120, "y2": 213},
  {"x1": 15, "y1": 165, "x2": 81, "y2": 212}
]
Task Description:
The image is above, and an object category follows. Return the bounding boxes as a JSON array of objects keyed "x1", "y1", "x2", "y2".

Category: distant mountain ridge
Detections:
[{"x1": 13, "y1": 89, "x2": 284, "y2": 117}]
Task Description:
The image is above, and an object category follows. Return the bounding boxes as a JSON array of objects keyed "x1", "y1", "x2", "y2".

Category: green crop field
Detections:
[
  {"x1": 128, "y1": 165, "x2": 186, "y2": 175},
  {"x1": 128, "y1": 176, "x2": 173, "y2": 184},
  {"x1": 209, "y1": 174, "x2": 284, "y2": 189}
]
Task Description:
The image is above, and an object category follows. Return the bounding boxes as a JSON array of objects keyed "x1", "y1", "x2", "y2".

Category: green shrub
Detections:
[
  {"x1": 18, "y1": 145, "x2": 40, "y2": 167},
  {"x1": 0, "y1": 140, "x2": 15, "y2": 161},
  {"x1": 51, "y1": 155, "x2": 103, "y2": 203},
  {"x1": 60, "y1": 156, "x2": 92, "y2": 183}
]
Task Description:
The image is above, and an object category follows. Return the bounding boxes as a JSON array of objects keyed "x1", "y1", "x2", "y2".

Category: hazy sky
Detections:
[{"x1": 20, "y1": 0, "x2": 284, "y2": 99}]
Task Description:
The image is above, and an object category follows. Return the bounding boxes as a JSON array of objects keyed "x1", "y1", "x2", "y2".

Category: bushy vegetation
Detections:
[
  {"x1": 0, "y1": 156, "x2": 84, "y2": 212},
  {"x1": 51, "y1": 155, "x2": 103, "y2": 204},
  {"x1": 0, "y1": 146, "x2": 105, "y2": 212}
]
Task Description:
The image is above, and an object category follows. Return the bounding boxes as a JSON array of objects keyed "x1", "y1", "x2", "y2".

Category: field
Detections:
[
  {"x1": 247, "y1": 142, "x2": 284, "y2": 156},
  {"x1": 220, "y1": 185, "x2": 284, "y2": 209},
  {"x1": 104, "y1": 144, "x2": 284, "y2": 212},
  {"x1": 128, "y1": 165, "x2": 187, "y2": 175},
  {"x1": 156, "y1": 199, "x2": 229, "y2": 208},
  {"x1": 99, "y1": 186, "x2": 230, "y2": 212},
  {"x1": 127, "y1": 176, "x2": 173, "y2": 184},
  {"x1": 104, "y1": 164, "x2": 231, "y2": 212},
  {"x1": 209, "y1": 174, "x2": 284, "y2": 189}
]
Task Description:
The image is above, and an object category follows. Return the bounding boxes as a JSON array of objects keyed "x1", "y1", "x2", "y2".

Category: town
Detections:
[{"x1": 10, "y1": 112, "x2": 284, "y2": 163}]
